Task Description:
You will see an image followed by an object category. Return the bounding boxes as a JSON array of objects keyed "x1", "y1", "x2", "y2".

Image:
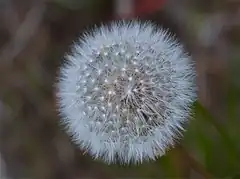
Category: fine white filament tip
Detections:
[{"x1": 56, "y1": 21, "x2": 196, "y2": 164}]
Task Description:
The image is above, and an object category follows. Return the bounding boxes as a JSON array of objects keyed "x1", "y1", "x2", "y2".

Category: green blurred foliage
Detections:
[{"x1": 184, "y1": 101, "x2": 240, "y2": 178}]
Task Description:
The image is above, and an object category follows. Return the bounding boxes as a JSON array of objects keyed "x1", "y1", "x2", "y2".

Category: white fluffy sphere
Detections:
[{"x1": 56, "y1": 21, "x2": 196, "y2": 164}]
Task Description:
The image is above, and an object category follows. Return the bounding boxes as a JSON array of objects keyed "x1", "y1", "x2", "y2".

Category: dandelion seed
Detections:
[
  {"x1": 121, "y1": 68, "x2": 126, "y2": 72},
  {"x1": 56, "y1": 21, "x2": 196, "y2": 164}
]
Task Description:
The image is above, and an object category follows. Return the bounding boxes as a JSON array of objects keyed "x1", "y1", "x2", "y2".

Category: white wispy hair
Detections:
[{"x1": 56, "y1": 21, "x2": 196, "y2": 164}]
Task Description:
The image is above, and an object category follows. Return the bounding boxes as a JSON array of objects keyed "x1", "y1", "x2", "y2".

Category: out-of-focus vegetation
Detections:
[{"x1": 0, "y1": 0, "x2": 239, "y2": 178}]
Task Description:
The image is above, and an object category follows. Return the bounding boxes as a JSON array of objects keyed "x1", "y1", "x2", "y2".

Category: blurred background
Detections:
[{"x1": 0, "y1": 0, "x2": 239, "y2": 178}]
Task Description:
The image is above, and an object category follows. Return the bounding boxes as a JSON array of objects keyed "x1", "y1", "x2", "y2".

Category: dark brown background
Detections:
[{"x1": 0, "y1": 0, "x2": 239, "y2": 178}]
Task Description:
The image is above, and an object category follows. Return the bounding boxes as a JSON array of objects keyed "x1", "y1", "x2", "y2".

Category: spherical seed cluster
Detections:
[{"x1": 56, "y1": 21, "x2": 196, "y2": 164}]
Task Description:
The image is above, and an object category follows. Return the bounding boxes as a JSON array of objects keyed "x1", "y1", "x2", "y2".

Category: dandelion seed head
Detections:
[{"x1": 56, "y1": 21, "x2": 196, "y2": 164}]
